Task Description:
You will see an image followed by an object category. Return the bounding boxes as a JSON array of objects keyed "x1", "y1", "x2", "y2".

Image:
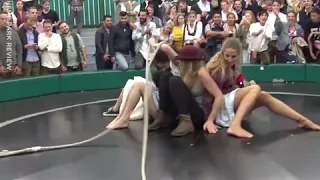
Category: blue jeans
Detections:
[{"x1": 115, "y1": 52, "x2": 132, "y2": 71}]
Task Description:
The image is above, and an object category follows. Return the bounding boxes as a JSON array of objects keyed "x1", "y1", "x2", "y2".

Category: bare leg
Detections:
[
  {"x1": 112, "y1": 90, "x2": 123, "y2": 111},
  {"x1": 107, "y1": 82, "x2": 157, "y2": 129},
  {"x1": 160, "y1": 44, "x2": 178, "y2": 60},
  {"x1": 227, "y1": 85, "x2": 261, "y2": 138},
  {"x1": 193, "y1": 40, "x2": 199, "y2": 48},
  {"x1": 254, "y1": 91, "x2": 320, "y2": 130}
]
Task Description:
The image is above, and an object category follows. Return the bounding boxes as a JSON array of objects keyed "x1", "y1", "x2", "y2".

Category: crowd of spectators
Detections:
[
  {"x1": 0, "y1": 0, "x2": 86, "y2": 79},
  {"x1": 0, "y1": 0, "x2": 320, "y2": 79},
  {"x1": 100, "y1": 0, "x2": 320, "y2": 72}
]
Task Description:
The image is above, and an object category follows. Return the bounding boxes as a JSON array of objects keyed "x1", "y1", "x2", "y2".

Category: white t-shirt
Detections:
[
  {"x1": 266, "y1": 12, "x2": 287, "y2": 40},
  {"x1": 249, "y1": 22, "x2": 273, "y2": 52},
  {"x1": 221, "y1": 10, "x2": 238, "y2": 22}
]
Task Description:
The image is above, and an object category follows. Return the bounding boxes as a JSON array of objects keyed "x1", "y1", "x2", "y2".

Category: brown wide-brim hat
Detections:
[{"x1": 176, "y1": 45, "x2": 204, "y2": 61}]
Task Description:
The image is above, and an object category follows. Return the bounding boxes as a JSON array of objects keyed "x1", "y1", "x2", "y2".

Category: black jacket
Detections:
[
  {"x1": 95, "y1": 25, "x2": 110, "y2": 56},
  {"x1": 108, "y1": 23, "x2": 135, "y2": 57},
  {"x1": 140, "y1": 1, "x2": 160, "y2": 18}
]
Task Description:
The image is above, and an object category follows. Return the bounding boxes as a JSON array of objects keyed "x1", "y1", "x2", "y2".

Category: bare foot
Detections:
[
  {"x1": 107, "y1": 120, "x2": 129, "y2": 129},
  {"x1": 298, "y1": 118, "x2": 320, "y2": 131},
  {"x1": 227, "y1": 126, "x2": 253, "y2": 138},
  {"x1": 106, "y1": 117, "x2": 120, "y2": 128}
]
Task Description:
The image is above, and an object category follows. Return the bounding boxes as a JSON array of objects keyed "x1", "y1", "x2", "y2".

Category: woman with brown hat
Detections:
[
  {"x1": 205, "y1": 37, "x2": 320, "y2": 138},
  {"x1": 149, "y1": 45, "x2": 224, "y2": 136}
]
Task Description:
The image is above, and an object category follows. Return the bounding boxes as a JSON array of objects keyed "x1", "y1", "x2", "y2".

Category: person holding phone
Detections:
[{"x1": 17, "y1": 14, "x2": 41, "y2": 77}]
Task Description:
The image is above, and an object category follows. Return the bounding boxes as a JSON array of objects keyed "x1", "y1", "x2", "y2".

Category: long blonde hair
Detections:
[
  {"x1": 161, "y1": 21, "x2": 174, "y2": 35},
  {"x1": 180, "y1": 60, "x2": 205, "y2": 88},
  {"x1": 206, "y1": 38, "x2": 242, "y2": 79}
]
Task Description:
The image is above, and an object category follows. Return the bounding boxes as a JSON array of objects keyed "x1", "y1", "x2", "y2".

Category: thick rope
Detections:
[
  {"x1": 0, "y1": 129, "x2": 112, "y2": 157},
  {"x1": 141, "y1": 41, "x2": 164, "y2": 180}
]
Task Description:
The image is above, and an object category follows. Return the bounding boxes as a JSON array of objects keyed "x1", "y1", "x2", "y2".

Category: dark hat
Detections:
[{"x1": 176, "y1": 45, "x2": 204, "y2": 61}]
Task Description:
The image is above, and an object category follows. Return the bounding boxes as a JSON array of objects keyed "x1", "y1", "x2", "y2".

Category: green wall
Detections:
[
  {"x1": 5, "y1": 0, "x2": 142, "y2": 26},
  {"x1": 1, "y1": 64, "x2": 320, "y2": 102},
  {"x1": 48, "y1": 0, "x2": 143, "y2": 26}
]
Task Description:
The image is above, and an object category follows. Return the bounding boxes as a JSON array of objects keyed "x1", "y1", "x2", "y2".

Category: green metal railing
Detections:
[
  {"x1": 4, "y1": 0, "x2": 142, "y2": 26},
  {"x1": 50, "y1": 0, "x2": 102, "y2": 26},
  {"x1": 48, "y1": 0, "x2": 143, "y2": 26}
]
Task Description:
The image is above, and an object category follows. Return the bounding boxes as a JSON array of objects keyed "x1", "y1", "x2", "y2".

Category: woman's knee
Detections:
[
  {"x1": 260, "y1": 91, "x2": 271, "y2": 98},
  {"x1": 168, "y1": 76, "x2": 185, "y2": 93},
  {"x1": 169, "y1": 76, "x2": 183, "y2": 87},
  {"x1": 132, "y1": 82, "x2": 146, "y2": 90},
  {"x1": 160, "y1": 71, "x2": 172, "y2": 82},
  {"x1": 160, "y1": 44, "x2": 170, "y2": 52},
  {"x1": 249, "y1": 84, "x2": 261, "y2": 93}
]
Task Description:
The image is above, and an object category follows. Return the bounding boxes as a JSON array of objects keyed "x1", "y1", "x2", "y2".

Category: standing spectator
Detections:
[
  {"x1": 38, "y1": 19, "x2": 63, "y2": 74},
  {"x1": 22, "y1": 0, "x2": 34, "y2": 11},
  {"x1": 19, "y1": 6, "x2": 43, "y2": 33},
  {"x1": 123, "y1": 0, "x2": 140, "y2": 24},
  {"x1": 132, "y1": 10, "x2": 157, "y2": 70},
  {"x1": 233, "y1": 0, "x2": 245, "y2": 23},
  {"x1": 297, "y1": 0, "x2": 313, "y2": 33},
  {"x1": 140, "y1": 0, "x2": 161, "y2": 18},
  {"x1": 68, "y1": 0, "x2": 85, "y2": 34},
  {"x1": 95, "y1": 15, "x2": 113, "y2": 70},
  {"x1": 236, "y1": 10, "x2": 255, "y2": 63},
  {"x1": 14, "y1": 0, "x2": 27, "y2": 28},
  {"x1": 114, "y1": 0, "x2": 126, "y2": 24},
  {"x1": 241, "y1": 0, "x2": 259, "y2": 16},
  {"x1": 0, "y1": 12, "x2": 22, "y2": 79},
  {"x1": 249, "y1": 10, "x2": 273, "y2": 64},
  {"x1": 205, "y1": 12, "x2": 228, "y2": 58},
  {"x1": 177, "y1": 0, "x2": 191, "y2": 13},
  {"x1": 274, "y1": 11, "x2": 305, "y2": 63},
  {"x1": 17, "y1": 14, "x2": 41, "y2": 77},
  {"x1": 264, "y1": 0, "x2": 286, "y2": 63},
  {"x1": 58, "y1": 21, "x2": 88, "y2": 72},
  {"x1": 2, "y1": 1, "x2": 18, "y2": 30},
  {"x1": 147, "y1": 4, "x2": 162, "y2": 28},
  {"x1": 220, "y1": 0, "x2": 238, "y2": 22},
  {"x1": 306, "y1": 8, "x2": 320, "y2": 62},
  {"x1": 108, "y1": 11, "x2": 135, "y2": 71},
  {"x1": 162, "y1": 3, "x2": 177, "y2": 25},
  {"x1": 42, "y1": 0, "x2": 59, "y2": 33},
  {"x1": 191, "y1": 0, "x2": 214, "y2": 26},
  {"x1": 34, "y1": 4, "x2": 45, "y2": 33}
]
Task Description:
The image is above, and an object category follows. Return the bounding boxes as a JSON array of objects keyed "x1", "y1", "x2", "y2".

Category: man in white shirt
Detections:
[
  {"x1": 249, "y1": 10, "x2": 273, "y2": 64},
  {"x1": 266, "y1": 0, "x2": 287, "y2": 63},
  {"x1": 132, "y1": 10, "x2": 157, "y2": 70},
  {"x1": 38, "y1": 19, "x2": 62, "y2": 74}
]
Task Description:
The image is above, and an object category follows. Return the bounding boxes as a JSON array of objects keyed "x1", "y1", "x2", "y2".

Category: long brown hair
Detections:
[
  {"x1": 180, "y1": 60, "x2": 205, "y2": 88},
  {"x1": 206, "y1": 38, "x2": 242, "y2": 80}
]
